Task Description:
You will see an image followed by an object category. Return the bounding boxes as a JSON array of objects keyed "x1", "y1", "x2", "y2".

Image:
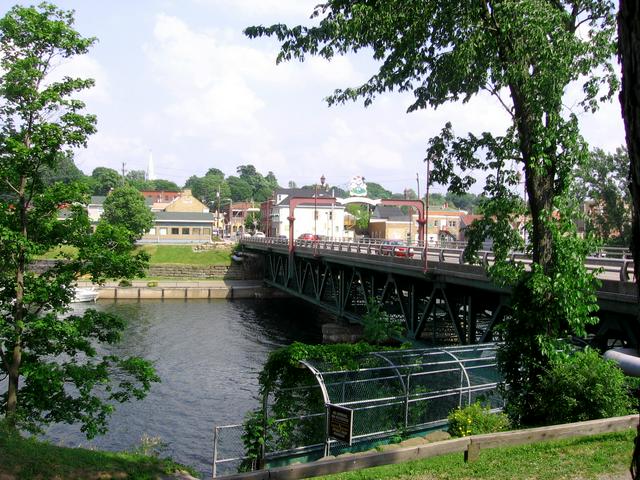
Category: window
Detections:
[
  {"x1": 192, "y1": 227, "x2": 201, "y2": 235},
  {"x1": 448, "y1": 220, "x2": 457, "y2": 227},
  {"x1": 182, "y1": 227, "x2": 190, "y2": 235},
  {"x1": 149, "y1": 228, "x2": 156, "y2": 235},
  {"x1": 171, "y1": 227, "x2": 179, "y2": 235},
  {"x1": 160, "y1": 228, "x2": 167, "y2": 235},
  {"x1": 203, "y1": 228, "x2": 211, "y2": 235}
]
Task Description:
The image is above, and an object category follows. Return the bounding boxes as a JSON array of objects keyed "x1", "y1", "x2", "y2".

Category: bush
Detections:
[
  {"x1": 361, "y1": 297, "x2": 403, "y2": 344},
  {"x1": 534, "y1": 348, "x2": 635, "y2": 425},
  {"x1": 448, "y1": 402, "x2": 510, "y2": 437},
  {"x1": 118, "y1": 279, "x2": 132, "y2": 287}
]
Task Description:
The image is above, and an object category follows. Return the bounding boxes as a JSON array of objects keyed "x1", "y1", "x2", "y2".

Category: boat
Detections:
[
  {"x1": 603, "y1": 347, "x2": 640, "y2": 377},
  {"x1": 72, "y1": 287, "x2": 99, "y2": 303}
]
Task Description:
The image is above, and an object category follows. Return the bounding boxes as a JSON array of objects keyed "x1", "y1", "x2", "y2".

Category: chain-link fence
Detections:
[{"x1": 213, "y1": 343, "x2": 503, "y2": 476}]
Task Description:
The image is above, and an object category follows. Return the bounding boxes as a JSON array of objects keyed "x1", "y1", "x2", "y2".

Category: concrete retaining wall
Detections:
[
  {"x1": 32, "y1": 257, "x2": 263, "y2": 281},
  {"x1": 98, "y1": 285, "x2": 286, "y2": 300}
]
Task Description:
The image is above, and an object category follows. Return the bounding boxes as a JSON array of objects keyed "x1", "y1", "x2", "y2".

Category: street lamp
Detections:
[
  {"x1": 314, "y1": 174, "x2": 326, "y2": 236},
  {"x1": 423, "y1": 158, "x2": 431, "y2": 273}
]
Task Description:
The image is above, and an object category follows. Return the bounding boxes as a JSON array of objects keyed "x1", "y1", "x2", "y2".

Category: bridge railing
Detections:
[{"x1": 241, "y1": 237, "x2": 635, "y2": 283}]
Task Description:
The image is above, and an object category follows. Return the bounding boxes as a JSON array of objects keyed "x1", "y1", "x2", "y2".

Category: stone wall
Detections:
[{"x1": 30, "y1": 258, "x2": 263, "y2": 280}]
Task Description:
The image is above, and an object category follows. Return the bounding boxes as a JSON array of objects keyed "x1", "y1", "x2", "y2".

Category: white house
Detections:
[{"x1": 267, "y1": 188, "x2": 346, "y2": 239}]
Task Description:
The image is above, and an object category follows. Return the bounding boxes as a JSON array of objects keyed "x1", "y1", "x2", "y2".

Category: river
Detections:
[{"x1": 43, "y1": 298, "x2": 323, "y2": 477}]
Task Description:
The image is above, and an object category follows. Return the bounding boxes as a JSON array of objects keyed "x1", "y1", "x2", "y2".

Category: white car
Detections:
[{"x1": 253, "y1": 231, "x2": 266, "y2": 238}]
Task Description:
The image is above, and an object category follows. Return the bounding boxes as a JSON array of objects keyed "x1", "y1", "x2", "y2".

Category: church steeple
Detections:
[{"x1": 147, "y1": 150, "x2": 156, "y2": 181}]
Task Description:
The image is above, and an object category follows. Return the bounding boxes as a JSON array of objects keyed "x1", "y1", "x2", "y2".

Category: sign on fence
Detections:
[{"x1": 328, "y1": 404, "x2": 353, "y2": 445}]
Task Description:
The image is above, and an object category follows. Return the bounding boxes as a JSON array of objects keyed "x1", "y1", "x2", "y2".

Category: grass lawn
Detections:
[
  {"x1": 1, "y1": 425, "x2": 636, "y2": 479},
  {"x1": 139, "y1": 244, "x2": 232, "y2": 266},
  {"x1": 317, "y1": 429, "x2": 636, "y2": 480},
  {"x1": 0, "y1": 425, "x2": 197, "y2": 480},
  {"x1": 39, "y1": 244, "x2": 233, "y2": 267}
]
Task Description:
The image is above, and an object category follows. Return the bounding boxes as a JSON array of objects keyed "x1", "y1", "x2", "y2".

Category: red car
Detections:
[
  {"x1": 379, "y1": 240, "x2": 414, "y2": 257},
  {"x1": 298, "y1": 233, "x2": 320, "y2": 241}
]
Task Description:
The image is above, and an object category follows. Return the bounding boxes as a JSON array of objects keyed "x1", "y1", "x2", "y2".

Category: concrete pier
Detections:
[{"x1": 77, "y1": 280, "x2": 290, "y2": 300}]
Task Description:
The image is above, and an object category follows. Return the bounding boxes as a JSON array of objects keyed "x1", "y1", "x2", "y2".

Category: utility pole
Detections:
[{"x1": 121, "y1": 162, "x2": 126, "y2": 186}]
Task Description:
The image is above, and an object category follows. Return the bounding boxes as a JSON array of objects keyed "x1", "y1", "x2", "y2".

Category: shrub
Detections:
[
  {"x1": 448, "y1": 402, "x2": 510, "y2": 437},
  {"x1": 534, "y1": 348, "x2": 634, "y2": 425},
  {"x1": 361, "y1": 297, "x2": 403, "y2": 344},
  {"x1": 118, "y1": 279, "x2": 132, "y2": 287}
]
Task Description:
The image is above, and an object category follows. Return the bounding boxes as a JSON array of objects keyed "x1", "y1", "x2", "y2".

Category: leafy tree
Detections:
[
  {"x1": 102, "y1": 185, "x2": 154, "y2": 241},
  {"x1": 573, "y1": 147, "x2": 631, "y2": 246},
  {"x1": 126, "y1": 170, "x2": 146, "y2": 182},
  {"x1": 236, "y1": 165, "x2": 279, "y2": 202},
  {"x1": 366, "y1": 182, "x2": 391, "y2": 199},
  {"x1": 246, "y1": 0, "x2": 615, "y2": 426},
  {"x1": 91, "y1": 166, "x2": 121, "y2": 195},
  {"x1": 244, "y1": 211, "x2": 262, "y2": 232},
  {"x1": 445, "y1": 192, "x2": 483, "y2": 213},
  {"x1": 0, "y1": 3, "x2": 157, "y2": 436},
  {"x1": 150, "y1": 179, "x2": 179, "y2": 191},
  {"x1": 205, "y1": 167, "x2": 224, "y2": 178},
  {"x1": 41, "y1": 152, "x2": 86, "y2": 186},
  {"x1": 185, "y1": 174, "x2": 230, "y2": 207},
  {"x1": 228, "y1": 175, "x2": 253, "y2": 202},
  {"x1": 346, "y1": 204, "x2": 371, "y2": 232},
  {"x1": 403, "y1": 188, "x2": 418, "y2": 200},
  {"x1": 124, "y1": 170, "x2": 153, "y2": 192},
  {"x1": 288, "y1": 180, "x2": 297, "y2": 188}
]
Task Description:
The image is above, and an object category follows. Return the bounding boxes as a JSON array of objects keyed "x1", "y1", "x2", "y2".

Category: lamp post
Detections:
[
  {"x1": 423, "y1": 159, "x2": 431, "y2": 273},
  {"x1": 220, "y1": 198, "x2": 232, "y2": 237},
  {"x1": 314, "y1": 174, "x2": 326, "y2": 237}
]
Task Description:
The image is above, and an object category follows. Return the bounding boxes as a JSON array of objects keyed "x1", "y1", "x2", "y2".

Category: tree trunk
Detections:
[
  {"x1": 6, "y1": 175, "x2": 27, "y2": 421},
  {"x1": 619, "y1": 0, "x2": 640, "y2": 300}
]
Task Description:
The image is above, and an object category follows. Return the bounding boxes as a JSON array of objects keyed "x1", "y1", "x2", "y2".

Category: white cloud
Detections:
[
  {"x1": 194, "y1": 0, "x2": 318, "y2": 20},
  {"x1": 48, "y1": 54, "x2": 110, "y2": 104}
]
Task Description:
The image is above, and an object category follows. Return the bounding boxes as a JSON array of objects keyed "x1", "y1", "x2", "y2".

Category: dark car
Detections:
[
  {"x1": 298, "y1": 233, "x2": 320, "y2": 241},
  {"x1": 379, "y1": 240, "x2": 414, "y2": 257}
]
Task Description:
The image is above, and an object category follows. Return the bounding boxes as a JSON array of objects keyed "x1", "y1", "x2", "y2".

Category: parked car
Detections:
[
  {"x1": 379, "y1": 240, "x2": 414, "y2": 257},
  {"x1": 253, "y1": 231, "x2": 266, "y2": 238},
  {"x1": 298, "y1": 233, "x2": 319, "y2": 241}
]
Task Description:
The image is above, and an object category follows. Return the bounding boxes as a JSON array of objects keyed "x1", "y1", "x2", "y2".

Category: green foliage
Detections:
[
  {"x1": 361, "y1": 297, "x2": 403, "y2": 344},
  {"x1": 346, "y1": 204, "x2": 371, "y2": 232},
  {"x1": 0, "y1": 3, "x2": 158, "y2": 437},
  {"x1": 90, "y1": 167, "x2": 121, "y2": 195},
  {"x1": 366, "y1": 182, "x2": 392, "y2": 199},
  {"x1": 102, "y1": 185, "x2": 154, "y2": 241},
  {"x1": 242, "y1": 342, "x2": 399, "y2": 463},
  {"x1": 572, "y1": 147, "x2": 632, "y2": 247},
  {"x1": 240, "y1": 410, "x2": 274, "y2": 472},
  {"x1": 244, "y1": 211, "x2": 262, "y2": 231},
  {"x1": 532, "y1": 349, "x2": 635, "y2": 426},
  {"x1": 184, "y1": 169, "x2": 230, "y2": 206},
  {"x1": 447, "y1": 402, "x2": 510, "y2": 438},
  {"x1": 497, "y1": 200, "x2": 602, "y2": 426}
]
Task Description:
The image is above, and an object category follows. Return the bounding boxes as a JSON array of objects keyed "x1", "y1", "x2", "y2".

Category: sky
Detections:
[{"x1": 10, "y1": 0, "x2": 628, "y2": 196}]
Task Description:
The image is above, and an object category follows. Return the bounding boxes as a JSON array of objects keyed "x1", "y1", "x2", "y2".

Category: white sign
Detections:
[{"x1": 348, "y1": 176, "x2": 367, "y2": 197}]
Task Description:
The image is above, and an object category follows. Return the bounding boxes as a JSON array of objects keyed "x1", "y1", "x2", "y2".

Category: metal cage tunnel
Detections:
[
  {"x1": 291, "y1": 343, "x2": 503, "y2": 457},
  {"x1": 212, "y1": 343, "x2": 504, "y2": 476}
]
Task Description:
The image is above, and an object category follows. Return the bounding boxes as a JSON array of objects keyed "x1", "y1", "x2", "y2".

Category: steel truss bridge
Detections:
[{"x1": 241, "y1": 237, "x2": 639, "y2": 348}]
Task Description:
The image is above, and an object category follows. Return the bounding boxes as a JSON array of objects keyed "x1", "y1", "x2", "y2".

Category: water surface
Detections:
[{"x1": 44, "y1": 298, "x2": 322, "y2": 476}]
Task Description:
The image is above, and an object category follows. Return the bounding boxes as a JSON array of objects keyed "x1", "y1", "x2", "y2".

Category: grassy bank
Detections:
[
  {"x1": 138, "y1": 244, "x2": 232, "y2": 266},
  {"x1": 40, "y1": 244, "x2": 233, "y2": 266},
  {"x1": 317, "y1": 429, "x2": 636, "y2": 480},
  {"x1": 0, "y1": 426, "x2": 198, "y2": 480}
]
